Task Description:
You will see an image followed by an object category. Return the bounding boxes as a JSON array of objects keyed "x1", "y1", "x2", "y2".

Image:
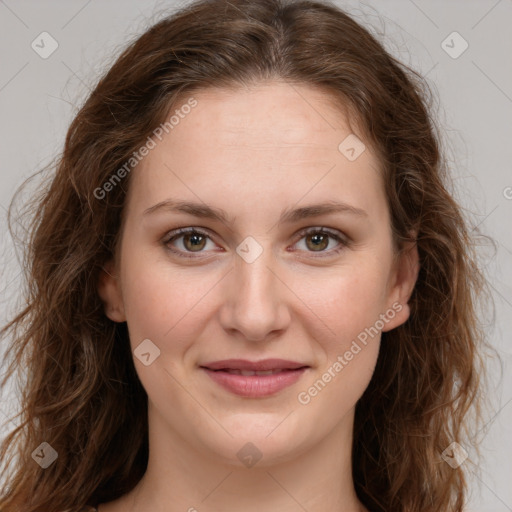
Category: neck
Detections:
[{"x1": 112, "y1": 404, "x2": 366, "y2": 512}]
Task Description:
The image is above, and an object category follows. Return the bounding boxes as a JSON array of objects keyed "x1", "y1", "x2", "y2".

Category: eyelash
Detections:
[{"x1": 162, "y1": 226, "x2": 349, "y2": 259}]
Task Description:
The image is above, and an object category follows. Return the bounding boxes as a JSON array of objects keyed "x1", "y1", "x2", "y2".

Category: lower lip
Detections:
[{"x1": 201, "y1": 368, "x2": 308, "y2": 397}]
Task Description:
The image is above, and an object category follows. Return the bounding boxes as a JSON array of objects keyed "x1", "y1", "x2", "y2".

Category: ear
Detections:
[
  {"x1": 97, "y1": 260, "x2": 126, "y2": 322},
  {"x1": 382, "y1": 239, "x2": 420, "y2": 332}
]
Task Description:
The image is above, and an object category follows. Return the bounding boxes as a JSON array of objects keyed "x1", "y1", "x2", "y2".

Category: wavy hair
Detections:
[{"x1": 0, "y1": 0, "x2": 491, "y2": 510}]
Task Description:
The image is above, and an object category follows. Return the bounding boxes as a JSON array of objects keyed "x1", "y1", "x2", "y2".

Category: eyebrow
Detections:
[{"x1": 143, "y1": 199, "x2": 368, "y2": 224}]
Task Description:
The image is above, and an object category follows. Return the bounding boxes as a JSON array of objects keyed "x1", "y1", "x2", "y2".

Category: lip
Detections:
[
  {"x1": 200, "y1": 359, "x2": 309, "y2": 398},
  {"x1": 201, "y1": 358, "x2": 307, "y2": 371}
]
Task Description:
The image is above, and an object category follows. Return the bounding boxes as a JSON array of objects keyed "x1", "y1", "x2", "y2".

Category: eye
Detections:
[
  {"x1": 163, "y1": 227, "x2": 219, "y2": 259},
  {"x1": 163, "y1": 226, "x2": 348, "y2": 260},
  {"x1": 291, "y1": 227, "x2": 348, "y2": 257}
]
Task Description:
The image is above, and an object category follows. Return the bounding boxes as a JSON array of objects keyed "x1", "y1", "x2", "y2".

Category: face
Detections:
[{"x1": 98, "y1": 81, "x2": 418, "y2": 467}]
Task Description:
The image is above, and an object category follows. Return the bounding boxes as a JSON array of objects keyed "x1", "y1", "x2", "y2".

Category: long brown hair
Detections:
[{"x1": 0, "y1": 0, "x2": 492, "y2": 510}]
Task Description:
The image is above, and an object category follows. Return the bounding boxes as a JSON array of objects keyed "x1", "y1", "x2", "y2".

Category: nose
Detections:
[{"x1": 218, "y1": 244, "x2": 291, "y2": 343}]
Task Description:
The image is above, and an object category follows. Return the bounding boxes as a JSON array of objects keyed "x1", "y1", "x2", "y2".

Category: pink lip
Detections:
[
  {"x1": 202, "y1": 368, "x2": 308, "y2": 397},
  {"x1": 201, "y1": 358, "x2": 307, "y2": 371},
  {"x1": 200, "y1": 359, "x2": 309, "y2": 398}
]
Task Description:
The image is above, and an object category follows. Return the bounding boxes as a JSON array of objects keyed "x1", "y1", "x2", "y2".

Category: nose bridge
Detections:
[{"x1": 220, "y1": 236, "x2": 290, "y2": 341}]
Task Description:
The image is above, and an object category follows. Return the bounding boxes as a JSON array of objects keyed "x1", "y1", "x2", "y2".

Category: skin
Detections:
[{"x1": 97, "y1": 81, "x2": 419, "y2": 512}]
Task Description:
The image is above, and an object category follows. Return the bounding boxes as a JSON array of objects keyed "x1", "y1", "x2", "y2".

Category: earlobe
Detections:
[
  {"x1": 397, "y1": 240, "x2": 420, "y2": 306},
  {"x1": 97, "y1": 260, "x2": 126, "y2": 322},
  {"x1": 382, "y1": 240, "x2": 420, "y2": 332}
]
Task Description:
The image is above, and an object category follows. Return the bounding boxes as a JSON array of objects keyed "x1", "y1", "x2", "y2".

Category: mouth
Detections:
[
  {"x1": 200, "y1": 359, "x2": 310, "y2": 398},
  {"x1": 210, "y1": 368, "x2": 298, "y2": 376}
]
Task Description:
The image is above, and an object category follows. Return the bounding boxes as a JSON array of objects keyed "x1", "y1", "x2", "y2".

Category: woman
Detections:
[{"x1": 0, "y1": 0, "x2": 490, "y2": 510}]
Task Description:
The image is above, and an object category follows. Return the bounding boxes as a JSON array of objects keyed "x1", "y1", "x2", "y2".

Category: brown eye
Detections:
[
  {"x1": 164, "y1": 228, "x2": 217, "y2": 258},
  {"x1": 305, "y1": 232, "x2": 329, "y2": 251},
  {"x1": 182, "y1": 232, "x2": 207, "y2": 252},
  {"x1": 293, "y1": 227, "x2": 348, "y2": 257}
]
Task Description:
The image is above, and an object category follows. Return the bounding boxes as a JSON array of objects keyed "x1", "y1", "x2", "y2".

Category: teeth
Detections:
[{"x1": 223, "y1": 369, "x2": 286, "y2": 376}]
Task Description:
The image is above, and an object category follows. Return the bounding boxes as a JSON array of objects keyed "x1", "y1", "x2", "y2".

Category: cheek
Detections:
[
  {"x1": 119, "y1": 250, "x2": 222, "y2": 355},
  {"x1": 291, "y1": 260, "x2": 391, "y2": 348},
  {"x1": 118, "y1": 255, "x2": 216, "y2": 408},
  {"x1": 294, "y1": 268, "x2": 385, "y2": 413}
]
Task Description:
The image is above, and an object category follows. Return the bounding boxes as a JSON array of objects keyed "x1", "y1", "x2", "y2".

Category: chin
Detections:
[{"x1": 200, "y1": 413, "x2": 315, "y2": 468}]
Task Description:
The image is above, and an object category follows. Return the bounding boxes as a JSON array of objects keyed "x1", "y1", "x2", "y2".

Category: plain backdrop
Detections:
[{"x1": 0, "y1": 0, "x2": 511, "y2": 510}]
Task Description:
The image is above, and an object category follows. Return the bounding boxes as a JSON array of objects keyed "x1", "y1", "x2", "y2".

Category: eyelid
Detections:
[
  {"x1": 162, "y1": 226, "x2": 213, "y2": 243},
  {"x1": 293, "y1": 226, "x2": 347, "y2": 243}
]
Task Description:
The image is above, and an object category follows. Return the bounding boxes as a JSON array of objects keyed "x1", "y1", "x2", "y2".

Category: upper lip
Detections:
[{"x1": 200, "y1": 359, "x2": 309, "y2": 371}]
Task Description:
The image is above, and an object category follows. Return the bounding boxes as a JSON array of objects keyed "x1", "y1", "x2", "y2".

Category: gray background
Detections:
[{"x1": 0, "y1": 0, "x2": 511, "y2": 509}]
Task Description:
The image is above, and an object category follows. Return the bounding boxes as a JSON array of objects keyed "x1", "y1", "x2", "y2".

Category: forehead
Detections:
[
  {"x1": 177, "y1": 81, "x2": 363, "y2": 148},
  {"x1": 127, "y1": 81, "x2": 385, "y2": 221}
]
